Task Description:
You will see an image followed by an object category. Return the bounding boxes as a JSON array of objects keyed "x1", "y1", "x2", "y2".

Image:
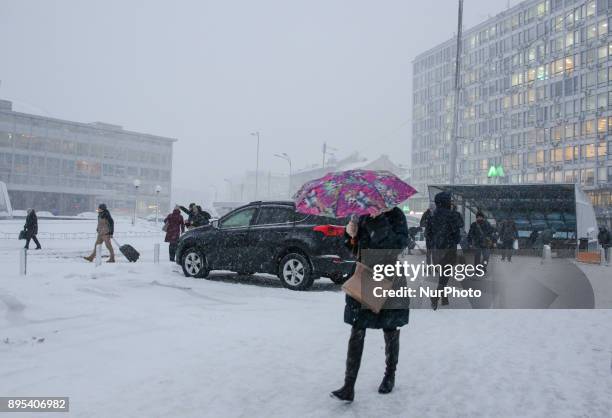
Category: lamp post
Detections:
[
  {"x1": 224, "y1": 178, "x2": 233, "y2": 200},
  {"x1": 209, "y1": 185, "x2": 218, "y2": 202},
  {"x1": 132, "y1": 179, "x2": 141, "y2": 226},
  {"x1": 155, "y1": 185, "x2": 162, "y2": 224},
  {"x1": 250, "y1": 131, "x2": 260, "y2": 200},
  {"x1": 274, "y1": 152, "x2": 292, "y2": 198}
]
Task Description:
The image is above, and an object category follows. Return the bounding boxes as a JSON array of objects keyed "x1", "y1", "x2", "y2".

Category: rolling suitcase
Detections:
[{"x1": 113, "y1": 238, "x2": 140, "y2": 262}]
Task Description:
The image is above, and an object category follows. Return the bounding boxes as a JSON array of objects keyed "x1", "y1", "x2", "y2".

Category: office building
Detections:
[
  {"x1": 412, "y1": 0, "x2": 611, "y2": 224},
  {"x1": 0, "y1": 99, "x2": 176, "y2": 216}
]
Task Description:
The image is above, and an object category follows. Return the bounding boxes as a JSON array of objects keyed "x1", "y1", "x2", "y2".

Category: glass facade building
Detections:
[
  {"x1": 412, "y1": 0, "x2": 612, "y2": 224},
  {"x1": 0, "y1": 100, "x2": 176, "y2": 216}
]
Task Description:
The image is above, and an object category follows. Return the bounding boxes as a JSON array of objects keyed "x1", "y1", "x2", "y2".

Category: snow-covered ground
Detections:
[{"x1": 1, "y1": 220, "x2": 611, "y2": 418}]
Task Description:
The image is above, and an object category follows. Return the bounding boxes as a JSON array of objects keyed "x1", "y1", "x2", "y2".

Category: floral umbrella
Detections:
[{"x1": 293, "y1": 169, "x2": 417, "y2": 218}]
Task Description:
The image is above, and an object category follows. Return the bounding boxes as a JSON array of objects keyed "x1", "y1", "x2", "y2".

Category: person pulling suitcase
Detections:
[{"x1": 84, "y1": 203, "x2": 115, "y2": 263}]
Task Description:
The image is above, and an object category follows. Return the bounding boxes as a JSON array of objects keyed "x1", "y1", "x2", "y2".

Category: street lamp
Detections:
[
  {"x1": 224, "y1": 178, "x2": 233, "y2": 200},
  {"x1": 155, "y1": 185, "x2": 162, "y2": 224},
  {"x1": 209, "y1": 185, "x2": 218, "y2": 202},
  {"x1": 274, "y1": 152, "x2": 292, "y2": 198},
  {"x1": 250, "y1": 131, "x2": 260, "y2": 200},
  {"x1": 132, "y1": 179, "x2": 141, "y2": 226}
]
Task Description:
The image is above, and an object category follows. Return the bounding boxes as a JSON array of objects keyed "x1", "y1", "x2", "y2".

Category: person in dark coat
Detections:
[
  {"x1": 425, "y1": 192, "x2": 462, "y2": 310},
  {"x1": 331, "y1": 206, "x2": 409, "y2": 402},
  {"x1": 164, "y1": 206, "x2": 185, "y2": 261},
  {"x1": 23, "y1": 208, "x2": 41, "y2": 250},
  {"x1": 528, "y1": 230, "x2": 539, "y2": 249},
  {"x1": 420, "y1": 203, "x2": 435, "y2": 264},
  {"x1": 540, "y1": 228, "x2": 554, "y2": 246},
  {"x1": 84, "y1": 203, "x2": 115, "y2": 263},
  {"x1": 467, "y1": 211, "x2": 495, "y2": 271},
  {"x1": 598, "y1": 226, "x2": 611, "y2": 262},
  {"x1": 498, "y1": 217, "x2": 518, "y2": 261},
  {"x1": 179, "y1": 203, "x2": 211, "y2": 228}
]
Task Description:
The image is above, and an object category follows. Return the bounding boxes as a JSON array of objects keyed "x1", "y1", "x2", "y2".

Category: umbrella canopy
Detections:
[{"x1": 293, "y1": 169, "x2": 417, "y2": 218}]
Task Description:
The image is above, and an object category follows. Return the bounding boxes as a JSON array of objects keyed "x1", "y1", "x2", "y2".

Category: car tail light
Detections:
[{"x1": 313, "y1": 225, "x2": 345, "y2": 237}]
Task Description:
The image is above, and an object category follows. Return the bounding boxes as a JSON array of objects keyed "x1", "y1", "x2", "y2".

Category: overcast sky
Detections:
[{"x1": 1, "y1": 0, "x2": 512, "y2": 192}]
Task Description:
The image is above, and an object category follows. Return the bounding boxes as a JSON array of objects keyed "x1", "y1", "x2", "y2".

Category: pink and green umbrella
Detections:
[{"x1": 293, "y1": 169, "x2": 417, "y2": 218}]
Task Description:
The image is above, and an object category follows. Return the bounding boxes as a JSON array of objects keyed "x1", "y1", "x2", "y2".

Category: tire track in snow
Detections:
[{"x1": 149, "y1": 280, "x2": 243, "y2": 305}]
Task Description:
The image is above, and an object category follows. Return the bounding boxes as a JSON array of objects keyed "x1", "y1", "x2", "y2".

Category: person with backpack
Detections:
[
  {"x1": 164, "y1": 206, "x2": 185, "y2": 262},
  {"x1": 84, "y1": 203, "x2": 115, "y2": 263},
  {"x1": 467, "y1": 211, "x2": 495, "y2": 272},
  {"x1": 425, "y1": 192, "x2": 463, "y2": 310},
  {"x1": 23, "y1": 208, "x2": 41, "y2": 250}
]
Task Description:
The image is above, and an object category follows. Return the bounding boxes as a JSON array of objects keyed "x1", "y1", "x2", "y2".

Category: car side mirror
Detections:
[{"x1": 212, "y1": 219, "x2": 219, "y2": 228}]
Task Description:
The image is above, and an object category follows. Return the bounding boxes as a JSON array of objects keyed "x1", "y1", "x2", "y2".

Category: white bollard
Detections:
[
  {"x1": 19, "y1": 248, "x2": 27, "y2": 276},
  {"x1": 95, "y1": 244, "x2": 102, "y2": 267},
  {"x1": 606, "y1": 247, "x2": 611, "y2": 267},
  {"x1": 542, "y1": 244, "x2": 552, "y2": 262},
  {"x1": 153, "y1": 243, "x2": 160, "y2": 264}
]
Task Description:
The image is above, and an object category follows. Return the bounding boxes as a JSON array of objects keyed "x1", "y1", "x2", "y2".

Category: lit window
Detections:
[
  {"x1": 598, "y1": 118, "x2": 607, "y2": 133},
  {"x1": 587, "y1": 1, "x2": 596, "y2": 18},
  {"x1": 587, "y1": 24, "x2": 597, "y2": 40}
]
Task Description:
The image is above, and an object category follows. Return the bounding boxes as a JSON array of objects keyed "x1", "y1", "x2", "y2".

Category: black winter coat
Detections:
[
  {"x1": 420, "y1": 209, "x2": 433, "y2": 248},
  {"x1": 180, "y1": 206, "x2": 211, "y2": 228},
  {"x1": 425, "y1": 207, "x2": 462, "y2": 250},
  {"x1": 498, "y1": 219, "x2": 518, "y2": 242},
  {"x1": 24, "y1": 211, "x2": 38, "y2": 238},
  {"x1": 598, "y1": 229, "x2": 611, "y2": 248},
  {"x1": 343, "y1": 207, "x2": 410, "y2": 330},
  {"x1": 467, "y1": 220, "x2": 495, "y2": 249}
]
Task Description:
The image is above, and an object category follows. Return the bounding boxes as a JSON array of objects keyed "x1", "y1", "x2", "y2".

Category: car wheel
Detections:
[
  {"x1": 329, "y1": 273, "x2": 350, "y2": 285},
  {"x1": 278, "y1": 253, "x2": 314, "y2": 291},
  {"x1": 181, "y1": 247, "x2": 209, "y2": 278}
]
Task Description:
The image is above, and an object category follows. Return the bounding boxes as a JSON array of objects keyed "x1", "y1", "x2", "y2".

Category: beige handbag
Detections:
[{"x1": 342, "y1": 261, "x2": 394, "y2": 314}]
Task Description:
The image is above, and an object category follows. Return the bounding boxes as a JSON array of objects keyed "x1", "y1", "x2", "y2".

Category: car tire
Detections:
[
  {"x1": 329, "y1": 273, "x2": 350, "y2": 285},
  {"x1": 181, "y1": 247, "x2": 209, "y2": 278},
  {"x1": 278, "y1": 252, "x2": 314, "y2": 291}
]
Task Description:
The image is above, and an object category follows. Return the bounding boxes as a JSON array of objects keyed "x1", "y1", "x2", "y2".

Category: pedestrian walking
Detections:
[
  {"x1": 425, "y1": 191, "x2": 462, "y2": 310},
  {"x1": 164, "y1": 206, "x2": 185, "y2": 262},
  {"x1": 179, "y1": 203, "x2": 211, "y2": 228},
  {"x1": 420, "y1": 203, "x2": 435, "y2": 264},
  {"x1": 598, "y1": 226, "x2": 611, "y2": 262},
  {"x1": 467, "y1": 211, "x2": 495, "y2": 271},
  {"x1": 84, "y1": 203, "x2": 115, "y2": 263},
  {"x1": 528, "y1": 230, "x2": 539, "y2": 249},
  {"x1": 23, "y1": 208, "x2": 41, "y2": 250},
  {"x1": 498, "y1": 217, "x2": 518, "y2": 261},
  {"x1": 331, "y1": 206, "x2": 410, "y2": 402}
]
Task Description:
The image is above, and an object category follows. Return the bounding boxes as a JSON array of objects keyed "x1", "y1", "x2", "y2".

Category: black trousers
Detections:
[
  {"x1": 168, "y1": 242, "x2": 178, "y2": 261},
  {"x1": 501, "y1": 239, "x2": 514, "y2": 260},
  {"x1": 25, "y1": 235, "x2": 41, "y2": 249}
]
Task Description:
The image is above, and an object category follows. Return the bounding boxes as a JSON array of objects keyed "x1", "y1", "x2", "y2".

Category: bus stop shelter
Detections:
[{"x1": 427, "y1": 184, "x2": 598, "y2": 247}]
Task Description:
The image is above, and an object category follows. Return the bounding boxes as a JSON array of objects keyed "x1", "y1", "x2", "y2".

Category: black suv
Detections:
[{"x1": 175, "y1": 201, "x2": 355, "y2": 290}]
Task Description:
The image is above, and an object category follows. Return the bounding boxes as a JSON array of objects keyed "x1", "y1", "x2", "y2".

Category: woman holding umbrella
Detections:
[{"x1": 293, "y1": 170, "x2": 415, "y2": 402}]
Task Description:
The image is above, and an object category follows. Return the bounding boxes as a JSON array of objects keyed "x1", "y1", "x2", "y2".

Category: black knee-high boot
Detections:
[
  {"x1": 331, "y1": 327, "x2": 366, "y2": 402},
  {"x1": 378, "y1": 329, "x2": 400, "y2": 394}
]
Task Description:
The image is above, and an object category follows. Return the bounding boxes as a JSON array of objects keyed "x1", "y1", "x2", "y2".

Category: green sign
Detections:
[{"x1": 487, "y1": 165, "x2": 505, "y2": 178}]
